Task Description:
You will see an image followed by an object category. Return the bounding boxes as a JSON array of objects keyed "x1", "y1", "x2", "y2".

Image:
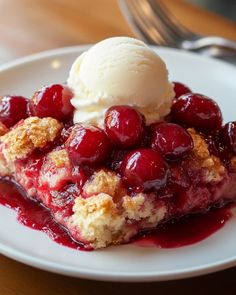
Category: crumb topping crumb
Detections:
[
  {"x1": 48, "y1": 149, "x2": 70, "y2": 168},
  {"x1": 71, "y1": 191, "x2": 166, "y2": 249},
  {"x1": 188, "y1": 128, "x2": 225, "y2": 182},
  {"x1": 71, "y1": 193, "x2": 125, "y2": 248},
  {"x1": 0, "y1": 117, "x2": 62, "y2": 161},
  {"x1": 188, "y1": 128, "x2": 210, "y2": 159},
  {"x1": 122, "y1": 193, "x2": 166, "y2": 223},
  {"x1": 83, "y1": 169, "x2": 125, "y2": 200}
]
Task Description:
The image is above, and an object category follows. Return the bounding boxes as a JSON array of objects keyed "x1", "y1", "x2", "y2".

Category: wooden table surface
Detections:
[{"x1": 0, "y1": 0, "x2": 236, "y2": 294}]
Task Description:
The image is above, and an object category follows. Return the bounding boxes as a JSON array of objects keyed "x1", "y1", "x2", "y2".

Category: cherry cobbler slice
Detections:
[{"x1": 0, "y1": 82, "x2": 236, "y2": 249}]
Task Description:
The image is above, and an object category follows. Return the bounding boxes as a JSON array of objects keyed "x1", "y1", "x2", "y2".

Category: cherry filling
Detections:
[
  {"x1": 66, "y1": 124, "x2": 111, "y2": 165},
  {"x1": 171, "y1": 93, "x2": 223, "y2": 132},
  {"x1": 0, "y1": 181, "x2": 87, "y2": 250},
  {"x1": 29, "y1": 84, "x2": 74, "y2": 121},
  {"x1": 0, "y1": 95, "x2": 29, "y2": 128},
  {"x1": 120, "y1": 148, "x2": 169, "y2": 191},
  {"x1": 105, "y1": 105, "x2": 145, "y2": 148},
  {"x1": 173, "y1": 82, "x2": 192, "y2": 98},
  {"x1": 151, "y1": 122, "x2": 193, "y2": 161},
  {"x1": 135, "y1": 205, "x2": 232, "y2": 248},
  {"x1": 0, "y1": 180, "x2": 232, "y2": 250},
  {"x1": 220, "y1": 122, "x2": 236, "y2": 154},
  {"x1": 0, "y1": 81, "x2": 236, "y2": 250}
]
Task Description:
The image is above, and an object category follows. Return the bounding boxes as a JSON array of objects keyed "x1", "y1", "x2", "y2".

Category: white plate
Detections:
[{"x1": 0, "y1": 45, "x2": 236, "y2": 282}]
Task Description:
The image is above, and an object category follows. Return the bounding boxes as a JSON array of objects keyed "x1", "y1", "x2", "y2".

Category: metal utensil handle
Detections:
[{"x1": 182, "y1": 36, "x2": 236, "y2": 53}]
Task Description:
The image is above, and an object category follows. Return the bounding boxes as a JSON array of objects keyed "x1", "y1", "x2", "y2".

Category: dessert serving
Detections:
[{"x1": 0, "y1": 37, "x2": 236, "y2": 250}]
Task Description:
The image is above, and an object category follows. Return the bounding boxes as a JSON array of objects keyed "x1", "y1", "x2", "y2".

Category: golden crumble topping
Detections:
[
  {"x1": 188, "y1": 128, "x2": 225, "y2": 182},
  {"x1": 48, "y1": 149, "x2": 70, "y2": 168},
  {"x1": 71, "y1": 190, "x2": 167, "y2": 249},
  {"x1": 122, "y1": 193, "x2": 149, "y2": 220},
  {"x1": 83, "y1": 169, "x2": 126, "y2": 200},
  {"x1": 71, "y1": 193, "x2": 125, "y2": 248},
  {"x1": 188, "y1": 128, "x2": 210, "y2": 159},
  {"x1": 0, "y1": 117, "x2": 62, "y2": 162},
  {"x1": 122, "y1": 193, "x2": 166, "y2": 224}
]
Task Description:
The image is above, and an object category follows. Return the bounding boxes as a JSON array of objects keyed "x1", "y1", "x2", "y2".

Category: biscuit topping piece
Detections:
[{"x1": 0, "y1": 117, "x2": 62, "y2": 162}]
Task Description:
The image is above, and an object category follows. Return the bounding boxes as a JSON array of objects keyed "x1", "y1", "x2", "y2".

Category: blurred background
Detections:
[
  {"x1": 189, "y1": 0, "x2": 236, "y2": 21},
  {"x1": 0, "y1": 0, "x2": 236, "y2": 64}
]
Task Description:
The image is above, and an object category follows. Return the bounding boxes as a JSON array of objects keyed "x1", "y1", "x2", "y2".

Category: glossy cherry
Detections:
[
  {"x1": 220, "y1": 122, "x2": 236, "y2": 154},
  {"x1": 29, "y1": 84, "x2": 74, "y2": 121},
  {"x1": 105, "y1": 105, "x2": 145, "y2": 148},
  {"x1": 0, "y1": 95, "x2": 29, "y2": 128},
  {"x1": 151, "y1": 123, "x2": 193, "y2": 160},
  {"x1": 120, "y1": 148, "x2": 168, "y2": 191},
  {"x1": 173, "y1": 82, "x2": 192, "y2": 98},
  {"x1": 171, "y1": 93, "x2": 222, "y2": 132},
  {"x1": 66, "y1": 124, "x2": 111, "y2": 165}
]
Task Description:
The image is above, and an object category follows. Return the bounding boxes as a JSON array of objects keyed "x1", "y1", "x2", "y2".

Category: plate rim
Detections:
[
  {"x1": 0, "y1": 44, "x2": 236, "y2": 282},
  {"x1": 1, "y1": 238, "x2": 236, "y2": 282},
  {"x1": 1, "y1": 44, "x2": 235, "y2": 73}
]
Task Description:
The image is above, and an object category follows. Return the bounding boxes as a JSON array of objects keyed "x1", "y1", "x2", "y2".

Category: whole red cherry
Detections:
[
  {"x1": 120, "y1": 148, "x2": 169, "y2": 191},
  {"x1": 29, "y1": 84, "x2": 74, "y2": 121},
  {"x1": 171, "y1": 93, "x2": 222, "y2": 132},
  {"x1": 151, "y1": 122, "x2": 193, "y2": 160},
  {"x1": 66, "y1": 124, "x2": 111, "y2": 166},
  {"x1": 105, "y1": 105, "x2": 145, "y2": 149},
  {"x1": 220, "y1": 122, "x2": 236, "y2": 154},
  {"x1": 0, "y1": 95, "x2": 29, "y2": 128},
  {"x1": 173, "y1": 82, "x2": 192, "y2": 98}
]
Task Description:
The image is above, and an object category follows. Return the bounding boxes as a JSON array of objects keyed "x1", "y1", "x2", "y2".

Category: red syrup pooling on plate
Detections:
[
  {"x1": 0, "y1": 180, "x2": 87, "y2": 251},
  {"x1": 134, "y1": 206, "x2": 233, "y2": 248},
  {"x1": 0, "y1": 180, "x2": 233, "y2": 250}
]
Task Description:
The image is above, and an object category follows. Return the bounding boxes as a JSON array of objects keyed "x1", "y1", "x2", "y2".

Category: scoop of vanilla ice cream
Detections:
[{"x1": 67, "y1": 37, "x2": 174, "y2": 127}]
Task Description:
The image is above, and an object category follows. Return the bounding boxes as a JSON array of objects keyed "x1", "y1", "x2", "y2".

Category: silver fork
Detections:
[{"x1": 119, "y1": 0, "x2": 236, "y2": 56}]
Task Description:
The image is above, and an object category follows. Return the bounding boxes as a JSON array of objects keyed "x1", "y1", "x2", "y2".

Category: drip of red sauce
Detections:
[
  {"x1": 0, "y1": 181, "x2": 86, "y2": 250},
  {"x1": 135, "y1": 206, "x2": 232, "y2": 248},
  {"x1": 0, "y1": 180, "x2": 233, "y2": 250}
]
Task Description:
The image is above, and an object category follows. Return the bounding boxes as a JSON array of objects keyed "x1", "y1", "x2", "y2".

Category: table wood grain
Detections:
[{"x1": 0, "y1": 0, "x2": 236, "y2": 294}]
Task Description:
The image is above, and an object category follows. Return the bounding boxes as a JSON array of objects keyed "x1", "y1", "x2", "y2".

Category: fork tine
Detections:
[
  {"x1": 149, "y1": 0, "x2": 194, "y2": 39},
  {"x1": 119, "y1": 0, "x2": 152, "y2": 42},
  {"x1": 123, "y1": 0, "x2": 168, "y2": 45},
  {"x1": 119, "y1": 0, "x2": 187, "y2": 48},
  {"x1": 132, "y1": 0, "x2": 181, "y2": 46},
  {"x1": 139, "y1": 0, "x2": 182, "y2": 47},
  {"x1": 120, "y1": 0, "x2": 236, "y2": 54},
  {"x1": 138, "y1": 0, "x2": 182, "y2": 46},
  {"x1": 134, "y1": 0, "x2": 170, "y2": 45}
]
